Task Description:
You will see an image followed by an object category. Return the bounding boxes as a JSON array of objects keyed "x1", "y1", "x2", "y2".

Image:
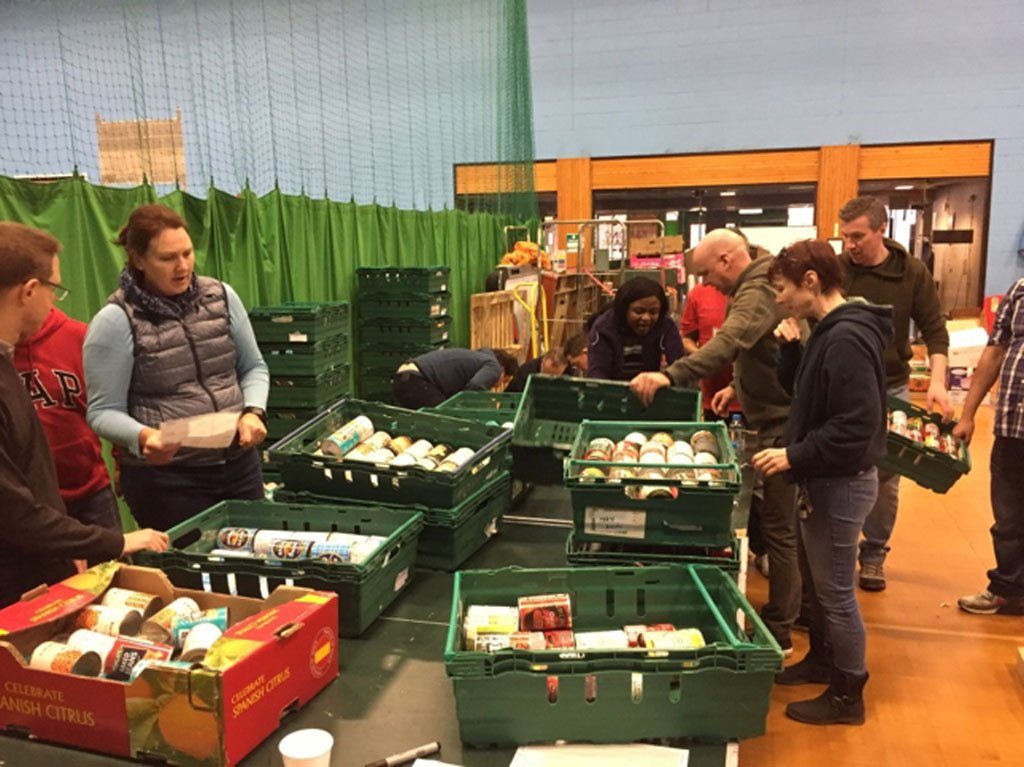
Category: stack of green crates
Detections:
[
  {"x1": 249, "y1": 300, "x2": 352, "y2": 481},
  {"x1": 563, "y1": 420, "x2": 745, "y2": 576},
  {"x1": 269, "y1": 398, "x2": 514, "y2": 570},
  {"x1": 355, "y1": 266, "x2": 452, "y2": 402}
]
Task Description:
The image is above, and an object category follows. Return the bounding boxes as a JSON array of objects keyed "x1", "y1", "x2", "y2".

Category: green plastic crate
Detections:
[
  {"x1": 249, "y1": 301, "x2": 349, "y2": 344},
  {"x1": 261, "y1": 334, "x2": 349, "y2": 376},
  {"x1": 431, "y1": 391, "x2": 521, "y2": 426},
  {"x1": 359, "y1": 342, "x2": 449, "y2": 372},
  {"x1": 511, "y1": 375, "x2": 702, "y2": 485},
  {"x1": 359, "y1": 291, "x2": 452, "y2": 319},
  {"x1": 357, "y1": 266, "x2": 450, "y2": 293},
  {"x1": 269, "y1": 398, "x2": 512, "y2": 507},
  {"x1": 565, "y1": 530, "x2": 742, "y2": 574},
  {"x1": 266, "y1": 407, "x2": 325, "y2": 442},
  {"x1": 877, "y1": 394, "x2": 971, "y2": 493},
  {"x1": 565, "y1": 421, "x2": 739, "y2": 547},
  {"x1": 359, "y1": 316, "x2": 452, "y2": 345},
  {"x1": 276, "y1": 472, "x2": 514, "y2": 572},
  {"x1": 133, "y1": 499, "x2": 424, "y2": 637},
  {"x1": 268, "y1": 364, "x2": 351, "y2": 409},
  {"x1": 444, "y1": 564, "x2": 782, "y2": 745}
]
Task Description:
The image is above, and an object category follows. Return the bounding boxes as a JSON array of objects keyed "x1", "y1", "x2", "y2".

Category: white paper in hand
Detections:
[{"x1": 160, "y1": 412, "x2": 241, "y2": 449}]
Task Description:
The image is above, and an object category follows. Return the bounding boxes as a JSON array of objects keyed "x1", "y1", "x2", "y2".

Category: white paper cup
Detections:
[{"x1": 278, "y1": 728, "x2": 334, "y2": 767}]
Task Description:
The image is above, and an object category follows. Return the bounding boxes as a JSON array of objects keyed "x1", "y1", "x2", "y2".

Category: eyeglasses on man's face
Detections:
[{"x1": 37, "y1": 278, "x2": 70, "y2": 302}]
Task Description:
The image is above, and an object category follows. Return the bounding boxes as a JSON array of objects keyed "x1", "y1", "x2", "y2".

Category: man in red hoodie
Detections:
[{"x1": 15, "y1": 307, "x2": 121, "y2": 535}]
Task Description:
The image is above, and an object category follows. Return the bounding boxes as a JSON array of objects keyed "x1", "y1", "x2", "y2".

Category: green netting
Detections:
[
  {"x1": 0, "y1": 174, "x2": 515, "y2": 347},
  {"x1": 0, "y1": 0, "x2": 535, "y2": 219}
]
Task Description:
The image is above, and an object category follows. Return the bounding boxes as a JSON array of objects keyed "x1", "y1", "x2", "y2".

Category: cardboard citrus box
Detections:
[
  {"x1": 628, "y1": 235, "x2": 684, "y2": 257},
  {"x1": 0, "y1": 562, "x2": 338, "y2": 766}
]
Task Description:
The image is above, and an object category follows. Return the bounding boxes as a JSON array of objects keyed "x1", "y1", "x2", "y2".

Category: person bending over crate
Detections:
[
  {"x1": 392, "y1": 347, "x2": 518, "y2": 408},
  {"x1": 505, "y1": 348, "x2": 568, "y2": 393},
  {"x1": 0, "y1": 222, "x2": 168, "y2": 607},
  {"x1": 586, "y1": 276, "x2": 684, "y2": 381},
  {"x1": 84, "y1": 205, "x2": 270, "y2": 531}
]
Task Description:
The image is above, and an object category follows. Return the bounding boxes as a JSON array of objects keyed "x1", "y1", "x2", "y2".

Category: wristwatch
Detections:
[{"x1": 242, "y1": 406, "x2": 267, "y2": 425}]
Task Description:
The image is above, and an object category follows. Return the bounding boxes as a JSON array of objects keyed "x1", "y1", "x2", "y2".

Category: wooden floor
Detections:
[{"x1": 742, "y1": 404, "x2": 1024, "y2": 766}]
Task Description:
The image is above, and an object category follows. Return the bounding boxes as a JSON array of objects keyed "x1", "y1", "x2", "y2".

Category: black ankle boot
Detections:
[
  {"x1": 785, "y1": 670, "x2": 868, "y2": 725},
  {"x1": 775, "y1": 652, "x2": 831, "y2": 686}
]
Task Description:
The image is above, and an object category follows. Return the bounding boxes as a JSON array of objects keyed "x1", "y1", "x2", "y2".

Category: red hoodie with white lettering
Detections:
[{"x1": 14, "y1": 308, "x2": 111, "y2": 503}]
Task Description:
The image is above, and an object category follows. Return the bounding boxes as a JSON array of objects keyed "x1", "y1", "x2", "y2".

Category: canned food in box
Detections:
[
  {"x1": 649, "y1": 432, "x2": 675, "y2": 447},
  {"x1": 426, "y1": 443, "x2": 452, "y2": 462},
  {"x1": 404, "y1": 439, "x2": 433, "y2": 459},
  {"x1": 518, "y1": 593, "x2": 572, "y2": 631},
  {"x1": 437, "y1": 446, "x2": 476, "y2": 473},
  {"x1": 140, "y1": 597, "x2": 201, "y2": 643},
  {"x1": 30, "y1": 641, "x2": 102, "y2": 677},
  {"x1": 586, "y1": 438, "x2": 614, "y2": 455},
  {"x1": 389, "y1": 435, "x2": 413, "y2": 454},
  {"x1": 689, "y1": 430, "x2": 719, "y2": 458},
  {"x1": 101, "y1": 587, "x2": 163, "y2": 618},
  {"x1": 172, "y1": 607, "x2": 230, "y2": 647},
  {"x1": 579, "y1": 466, "x2": 607, "y2": 481},
  {"x1": 639, "y1": 442, "x2": 667, "y2": 460},
  {"x1": 179, "y1": 622, "x2": 223, "y2": 663}
]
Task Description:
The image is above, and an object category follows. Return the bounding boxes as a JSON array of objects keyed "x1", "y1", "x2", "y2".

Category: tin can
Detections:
[
  {"x1": 574, "y1": 630, "x2": 630, "y2": 650},
  {"x1": 67, "y1": 630, "x2": 174, "y2": 680},
  {"x1": 473, "y1": 634, "x2": 512, "y2": 653},
  {"x1": 216, "y1": 527, "x2": 259, "y2": 551},
  {"x1": 363, "y1": 430, "x2": 392, "y2": 451},
  {"x1": 252, "y1": 532, "x2": 313, "y2": 560},
  {"x1": 320, "y1": 415, "x2": 374, "y2": 457},
  {"x1": 923, "y1": 422, "x2": 941, "y2": 439},
  {"x1": 650, "y1": 432, "x2": 675, "y2": 447},
  {"x1": 389, "y1": 435, "x2": 413, "y2": 454},
  {"x1": 639, "y1": 441, "x2": 667, "y2": 460},
  {"x1": 101, "y1": 587, "x2": 163, "y2": 619},
  {"x1": 891, "y1": 410, "x2": 908, "y2": 428},
  {"x1": 389, "y1": 452, "x2": 419, "y2": 468},
  {"x1": 586, "y1": 438, "x2": 615, "y2": 456},
  {"x1": 416, "y1": 456, "x2": 439, "y2": 471},
  {"x1": 363, "y1": 447, "x2": 396, "y2": 464},
  {"x1": 612, "y1": 443, "x2": 640, "y2": 462},
  {"x1": 508, "y1": 631, "x2": 547, "y2": 651},
  {"x1": 584, "y1": 448, "x2": 612, "y2": 462},
  {"x1": 639, "y1": 466, "x2": 666, "y2": 481},
  {"x1": 940, "y1": 434, "x2": 959, "y2": 456},
  {"x1": 669, "y1": 468, "x2": 698, "y2": 485},
  {"x1": 642, "y1": 628, "x2": 705, "y2": 650},
  {"x1": 179, "y1": 622, "x2": 223, "y2": 663},
  {"x1": 609, "y1": 466, "x2": 636, "y2": 483},
  {"x1": 693, "y1": 451, "x2": 718, "y2": 465},
  {"x1": 437, "y1": 446, "x2": 476, "y2": 473},
  {"x1": 622, "y1": 431, "x2": 648, "y2": 447},
  {"x1": 640, "y1": 452, "x2": 666, "y2": 467},
  {"x1": 518, "y1": 593, "x2": 572, "y2": 631},
  {"x1": 426, "y1": 443, "x2": 452, "y2": 462},
  {"x1": 689, "y1": 430, "x2": 719, "y2": 458},
  {"x1": 404, "y1": 439, "x2": 433, "y2": 459},
  {"x1": 76, "y1": 605, "x2": 143, "y2": 637},
  {"x1": 668, "y1": 441, "x2": 695, "y2": 463},
  {"x1": 890, "y1": 420, "x2": 908, "y2": 437},
  {"x1": 29, "y1": 641, "x2": 102, "y2": 677},
  {"x1": 172, "y1": 607, "x2": 230, "y2": 647},
  {"x1": 907, "y1": 428, "x2": 923, "y2": 443},
  {"x1": 579, "y1": 466, "x2": 607, "y2": 481},
  {"x1": 140, "y1": 597, "x2": 201, "y2": 643},
  {"x1": 906, "y1": 417, "x2": 923, "y2": 433}
]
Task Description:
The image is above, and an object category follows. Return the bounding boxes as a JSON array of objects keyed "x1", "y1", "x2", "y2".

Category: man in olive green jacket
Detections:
[
  {"x1": 838, "y1": 196, "x2": 952, "y2": 592},
  {"x1": 631, "y1": 228, "x2": 800, "y2": 653}
]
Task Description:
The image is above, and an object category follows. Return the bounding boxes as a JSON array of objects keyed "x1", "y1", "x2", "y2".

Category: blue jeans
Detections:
[
  {"x1": 989, "y1": 437, "x2": 1024, "y2": 597},
  {"x1": 120, "y1": 448, "x2": 264, "y2": 531},
  {"x1": 801, "y1": 468, "x2": 878, "y2": 676},
  {"x1": 859, "y1": 383, "x2": 908, "y2": 565}
]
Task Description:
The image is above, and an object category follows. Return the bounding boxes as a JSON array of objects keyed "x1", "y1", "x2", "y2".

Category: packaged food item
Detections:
[
  {"x1": 649, "y1": 432, "x2": 675, "y2": 448},
  {"x1": 689, "y1": 430, "x2": 719, "y2": 458},
  {"x1": 518, "y1": 593, "x2": 572, "y2": 631},
  {"x1": 29, "y1": 641, "x2": 102, "y2": 677},
  {"x1": 438, "y1": 446, "x2": 476, "y2": 472},
  {"x1": 609, "y1": 467, "x2": 636, "y2": 482},
  {"x1": 252, "y1": 532, "x2": 313, "y2": 560},
  {"x1": 364, "y1": 447, "x2": 397, "y2": 464},
  {"x1": 101, "y1": 587, "x2": 163, "y2": 618},
  {"x1": 542, "y1": 630, "x2": 575, "y2": 649},
  {"x1": 642, "y1": 628, "x2": 705, "y2": 650},
  {"x1": 75, "y1": 605, "x2": 143, "y2": 637},
  {"x1": 216, "y1": 527, "x2": 259, "y2": 551},
  {"x1": 923, "y1": 422, "x2": 940, "y2": 439},
  {"x1": 573, "y1": 630, "x2": 630, "y2": 650},
  {"x1": 140, "y1": 597, "x2": 201, "y2": 643},
  {"x1": 363, "y1": 430, "x2": 393, "y2": 450},
  {"x1": 473, "y1": 634, "x2": 512, "y2": 652},
  {"x1": 638, "y1": 485, "x2": 674, "y2": 500},
  {"x1": 128, "y1": 659, "x2": 198, "y2": 683},
  {"x1": 179, "y1": 622, "x2": 223, "y2": 662},
  {"x1": 693, "y1": 451, "x2": 718, "y2": 465},
  {"x1": 313, "y1": 534, "x2": 385, "y2": 565},
  {"x1": 463, "y1": 605, "x2": 519, "y2": 650},
  {"x1": 508, "y1": 631, "x2": 547, "y2": 650},
  {"x1": 320, "y1": 416, "x2": 374, "y2": 456},
  {"x1": 940, "y1": 434, "x2": 959, "y2": 456},
  {"x1": 623, "y1": 431, "x2": 648, "y2": 447},
  {"x1": 403, "y1": 439, "x2": 434, "y2": 459},
  {"x1": 416, "y1": 457, "x2": 439, "y2": 471},
  {"x1": 171, "y1": 607, "x2": 230, "y2": 647},
  {"x1": 67, "y1": 629, "x2": 174, "y2": 680},
  {"x1": 668, "y1": 441, "x2": 695, "y2": 463},
  {"x1": 579, "y1": 466, "x2": 607, "y2": 480},
  {"x1": 585, "y1": 438, "x2": 615, "y2": 458},
  {"x1": 640, "y1": 452, "x2": 666, "y2": 466},
  {"x1": 639, "y1": 442, "x2": 667, "y2": 460},
  {"x1": 389, "y1": 435, "x2": 413, "y2": 454},
  {"x1": 389, "y1": 452, "x2": 419, "y2": 467},
  {"x1": 624, "y1": 623, "x2": 676, "y2": 647}
]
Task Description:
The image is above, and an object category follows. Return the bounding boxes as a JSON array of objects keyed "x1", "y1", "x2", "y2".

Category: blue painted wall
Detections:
[{"x1": 528, "y1": 0, "x2": 1024, "y2": 295}]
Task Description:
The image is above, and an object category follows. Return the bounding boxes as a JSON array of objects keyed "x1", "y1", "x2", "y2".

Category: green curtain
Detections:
[{"x1": 0, "y1": 173, "x2": 516, "y2": 347}]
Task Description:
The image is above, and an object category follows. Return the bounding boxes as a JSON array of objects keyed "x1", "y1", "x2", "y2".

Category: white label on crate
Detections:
[
  {"x1": 259, "y1": 576, "x2": 271, "y2": 600},
  {"x1": 324, "y1": 468, "x2": 333, "y2": 480},
  {"x1": 226, "y1": 572, "x2": 238, "y2": 596},
  {"x1": 288, "y1": 332, "x2": 308, "y2": 343},
  {"x1": 394, "y1": 567, "x2": 410, "y2": 592},
  {"x1": 630, "y1": 672, "x2": 644, "y2": 703},
  {"x1": 430, "y1": 304, "x2": 441, "y2": 316},
  {"x1": 440, "y1": 283, "x2": 448, "y2": 292},
  {"x1": 584, "y1": 508, "x2": 646, "y2": 540}
]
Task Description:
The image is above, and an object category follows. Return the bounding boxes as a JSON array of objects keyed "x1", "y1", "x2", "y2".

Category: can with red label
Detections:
[{"x1": 518, "y1": 593, "x2": 573, "y2": 631}]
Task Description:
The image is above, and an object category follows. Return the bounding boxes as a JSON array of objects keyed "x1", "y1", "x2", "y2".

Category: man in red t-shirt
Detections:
[
  {"x1": 15, "y1": 307, "x2": 121, "y2": 538},
  {"x1": 679, "y1": 282, "x2": 743, "y2": 420}
]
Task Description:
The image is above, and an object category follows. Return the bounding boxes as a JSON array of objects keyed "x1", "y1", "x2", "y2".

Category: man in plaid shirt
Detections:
[{"x1": 953, "y1": 277, "x2": 1024, "y2": 615}]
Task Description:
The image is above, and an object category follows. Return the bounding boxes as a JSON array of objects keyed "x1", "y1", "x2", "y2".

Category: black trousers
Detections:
[{"x1": 392, "y1": 370, "x2": 446, "y2": 409}]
